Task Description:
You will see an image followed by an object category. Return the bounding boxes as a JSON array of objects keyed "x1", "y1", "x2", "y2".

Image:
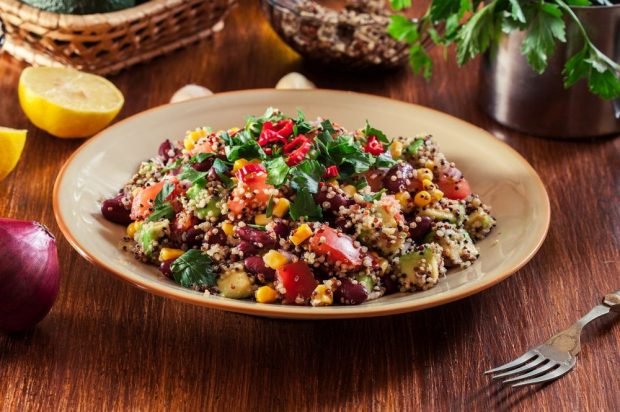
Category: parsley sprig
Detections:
[{"x1": 388, "y1": 0, "x2": 620, "y2": 99}]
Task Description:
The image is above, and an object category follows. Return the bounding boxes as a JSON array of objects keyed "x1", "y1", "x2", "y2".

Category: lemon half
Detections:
[
  {"x1": 0, "y1": 127, "x2": 27, "y2": 181},
  {"x1": 18, "y1": 67, "x2": 124, "y2": 138}
]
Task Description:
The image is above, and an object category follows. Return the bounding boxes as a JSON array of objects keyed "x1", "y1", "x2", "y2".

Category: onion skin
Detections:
[{"x1": 0, "y1": 218, "x2": 60, "y2": 333}]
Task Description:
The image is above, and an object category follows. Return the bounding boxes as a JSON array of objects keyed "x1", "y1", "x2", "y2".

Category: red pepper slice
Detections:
[
  {"x1": 283, "y1": 135, "x2": 309, "y2": 154},
  {"x1": 286, "y1": 140, "x2": 312, "y2": 166},
  {"x1": 236, "y1": 163, "x2": 266, "y2": 182},
  {"x1": 258, "y1": 119, "x2": 294, "y2": 146},
  {"x1": 323, "y1": 165, "x2": 339, "y2": 178},
  {"x1": 364, "y1": 136, "x2": 384, "y2": 156}
]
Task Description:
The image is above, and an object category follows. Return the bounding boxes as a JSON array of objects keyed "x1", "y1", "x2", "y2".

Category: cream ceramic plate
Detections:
[{"x1": 53, "y1": 89, "x2": 550, "y2": 319}]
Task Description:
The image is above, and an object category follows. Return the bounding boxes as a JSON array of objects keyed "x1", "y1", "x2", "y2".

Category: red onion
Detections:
[{"x1": 0, "y1": 218, "x2": 60, "y2": 333}]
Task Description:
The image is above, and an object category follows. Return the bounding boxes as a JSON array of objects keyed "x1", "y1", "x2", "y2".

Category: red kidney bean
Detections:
[
  {"x1": 334, "y1": 278, "x2": 368, "y2": 305},
  {"x1": 101, "y1": 194, "x2": 132, "y2": 225},
  {"x1": 238, "y1": 241, "x2": 258, "y2": 256},
  {"x1": 409, "y1": 216, "x2": 433, "y2": 242},
  {"x1": 363, "y1": 168, "x2": 387, "y2": 192},
  {"x1": 192, "y1": 156, "x2": 215, "y2": 172},
  {"x1": 244, "y1": 256, "x2": 275, "y2": 281},
  {"x1": 272, "y1": 222, "x2": 290, "y2": 239},
  {"x1": 237, "y1": 226, "x2": 276, "y2": 248},
  {"x1": 315, "y1": 188, "x2": 354, "y2": 212},
  {"x1": 205, "y1": 229, "x2": 227, "y2": 246},
  {"x1": 383, "y1": 162, "x2": 416, "y2": 193},
  {"x1": 157, "y1": 140, "x2": 178, "y2": 164},
  {"x1": 185, "y1": 228, "x2": 205, "y2": 247},
  {"x1": 160, "y1": 259, "x2": 175, "y2": 279}
]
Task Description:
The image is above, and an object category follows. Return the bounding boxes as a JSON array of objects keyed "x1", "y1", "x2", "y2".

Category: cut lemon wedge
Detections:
[
  {"x1": 0, "y1": 127, "x2": 27, "y2": 181},
  {"x1": 18, "y1": 67, "x2": 124, "y2": 138}
]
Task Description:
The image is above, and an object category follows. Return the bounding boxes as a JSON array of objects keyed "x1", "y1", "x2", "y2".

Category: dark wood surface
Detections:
[{"x1": 1, "y1": 1, "x2": 619, "y2": 410}]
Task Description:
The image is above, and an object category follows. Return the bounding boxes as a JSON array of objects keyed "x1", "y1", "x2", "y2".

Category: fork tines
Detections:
[{"x1": 485, "y1": 349, "x2": 576, "y2": 387}]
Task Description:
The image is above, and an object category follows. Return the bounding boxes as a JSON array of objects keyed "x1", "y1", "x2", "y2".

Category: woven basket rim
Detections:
[{"x1": 0, "y1": 0, "x2": 208, "y2": 28}]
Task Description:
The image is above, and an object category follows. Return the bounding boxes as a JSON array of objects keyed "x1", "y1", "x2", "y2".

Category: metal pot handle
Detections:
[{"x1": 614, "y1": 99, "x2": 620, "y2": 120}]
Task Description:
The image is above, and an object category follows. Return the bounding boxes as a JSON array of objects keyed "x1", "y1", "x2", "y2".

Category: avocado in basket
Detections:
[{"x1": 21, "y1": 0, "x2": 136, "y2": 14}]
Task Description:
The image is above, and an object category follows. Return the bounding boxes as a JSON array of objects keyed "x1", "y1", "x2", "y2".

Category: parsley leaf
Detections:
[
  {"x1": 146, "y1": 182, "x2": 175, "y2": 222},
  {"x1": 375, "y1": 152, "x2": 396, "y2": 168},
  {"x1": 387, "y1": 15, "x2": 419, "y2": 43},
  {"x1": 389, "y1": 0, "x2": 412, "y2": 11},
  {"x1": 190, "y1": 153, "x2": 216, "y2": 164},
  {"x1": 212, "y1": 158, "x2": 233, "y2": 188},
  {"x1": 409, "y1": 44, "x2": 433, "y2": 79},
  {"x1": 265, "y1": 156, "x2": 290, "y2": 186},
  {"x1": 289, "y1": 160, "x2": 325, "y2": 194},
  {"x1": 363, "y1": 121, "x2": 389, "y2": 144},
  {"x1": 226, "y1": 139, "x2": 265, "y2": 162},
  {"x1": 328, "y1": 135, "x2": 375, "y2": 177},
  {"x1": 170, "y1": 250, "x2": 216, "y2": 288},
  {"x1": 363, "y1": 189, "x2": 387, "y2": 202},
  {"x1": 520, "y1": 3, "x2": 566, "y2": 73},
  {"x1": 294, "y1": 110, "x2": 314, "y2": 135},
  {"x1": 179, "y1": 166, "x2": 207, "y2": 187},
  {"x1": 456, "y1": 1, "x2": 501, "y2": 66},
  {"x1": 266, "y1": 195, "x2": 275, "y2": 218},
  {"x1": 429, "y1": 0, "x2": 463, "y2": 22},
  {"x1": 289, "y1": 188, "x2": 322, "y2": 221},
  {"x1": 161, "y1": 158, "x2": 181, "y2": 173}
]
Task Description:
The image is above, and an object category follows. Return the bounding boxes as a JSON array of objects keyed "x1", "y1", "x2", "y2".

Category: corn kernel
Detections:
[
  {"x1": 272, "y1": 198, "x2": 290, "y2": 218},
  {"x1": 342, "y1": 185, "x2": 357, "y2": 197},
  {"x1": 159, "y1": 248, "x2": 184, "y2": 262},
  {"x1": 290, "y1": 223, "x2": 313, "y2": 246},
  {"x1": 232, "y1": 159, "x2": 249, "y2": 173},
  {"x1": 425, "y1": 160, "x2": 435, "y2": 170},
  {"x1": 422, "y1": 179, "x2": 436, "y2": 191},
  {"x1": 228, "y1": 127, "x2": 240, "y2": 135},
  {"x1": 189, "y1": 130, "x2": 203, "y2": 142},
  {"x1": 183, "y1": 136, "x2": 195, "y2": 151},
  {"x1": 394, "y1": 192, "x2": 411, "y2": 208},
  {"x1": 390, "y1": 141, "x2": 403, "y2": 159},
  {"x1": 310, "y1": 284, "x2": 333, "y2": 306},
  {"x1": 126, "y1": 221, "x2": 142, "y2": 238},
  {"x1": 222, "y1": 221, "x2": 235, "y2": 236},
  {"x1": 432, "y1": 189, "x2": 444, "y2": 201},
  {"x1": 255, "y1": 286, "x2": 278, "y2": 303},
  {"x1": 327, "y1": 179, "x2": 340, "y2": 187},
  {"x1": 417, "y1": 168, "x2": 433, "y2": 182},
  {"x1": 263, "y1": 250, "x2": 289, "y2": 270},
  {"x1": 414, "y1": 190, "x2": 432, "y2": 207},
  {"x1": 255, "y1": 214, "x2": 271, "y2": 225}
]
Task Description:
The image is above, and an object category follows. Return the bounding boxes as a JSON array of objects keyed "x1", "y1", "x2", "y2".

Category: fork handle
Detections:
[{"x1": 604, "y1": 289, "x2": 620, "y2": 309}]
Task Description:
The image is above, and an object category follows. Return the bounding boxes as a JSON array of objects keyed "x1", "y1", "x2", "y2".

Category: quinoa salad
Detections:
[{"x1": 101, "y1": 108, "x2": 496, "y2": 306}]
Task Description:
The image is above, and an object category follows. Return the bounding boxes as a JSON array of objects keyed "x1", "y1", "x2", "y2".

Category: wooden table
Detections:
[{"x1": 1, "y1": 1, "x2": 619, "y2": 410}]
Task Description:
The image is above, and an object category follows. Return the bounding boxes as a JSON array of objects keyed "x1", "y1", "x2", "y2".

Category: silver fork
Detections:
[{"x1": 485, "y1": 289, "x2": 620, "y2": 387}]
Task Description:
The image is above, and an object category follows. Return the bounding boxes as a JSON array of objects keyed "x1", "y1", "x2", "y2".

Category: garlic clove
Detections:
[
  {"x1": 275, "y1": 72, "x2": 316, "y2": 90},
  {"x1": 170, "y1": 84, "x2": 213, "y2": 103}
]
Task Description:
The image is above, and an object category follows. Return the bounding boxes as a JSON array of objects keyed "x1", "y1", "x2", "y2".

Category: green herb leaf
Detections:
[
  {"x1": 226, "y1": 139, "x2": 265, "y2": 162},
  {"x1": 375, "y1": 152, "x2": 396, "y2": 168},
  {"x1": 520, "y1": 3, "x2": 566, "y2": 73},
  {"x1": 146, "y1": 182, "x2": 175, "y2": 222},
  {"x1": 161, "y1": 158, "x2": 182, "y2": 173},
  {"x1": 321, "y1": 119, "x2": 336, "y2": 135},
  {"x1": 247, "y1": 224, "x2": 267, "y2": 231},
  {"x1": 265, "y1": 156, "x2": 290, "y2": 186},
  {"x1": 363, "y1": 189, "x2": 387, "y2": 202},
  {"x1": 389, "y1": 0, "x2": 412, "y2": 11},
  {"x1": 328, "y1": 135, "x2": 375, "y2": 177},
  {"x1": 354, "y1": 177, "x2": 369, "y2": 191},
  {"x1": 406, "y1": 138, "x2": 425, "y2": 155},
  {"x1": 290, "y1": 160, "x2": 325, "y2": 194},
  {"x1": 212, "y1": 158, "x2": 233, "y2": 188},
  {"x1": 387, "y1": 15, "x2": 419, "y2": 43},
  {"x1": 170, "y1": 250, "x2": 216, "y2": 288},
  {"x1": 289, "y1": 188, "x2": 322, "y2": 221},
  {"x1": 456, "y1": 1, "x2": 500, "y2": 66},
  {"x1": 294, "y1": 110, "x2": 314, "y2": 135},
  {"x1": 179, "y1": 166, "x2": 208, "y2": 187},
  {"x1": 563, "y1": 45, "x2": 620, "y2": 99},
  {"x1": 363, "y1": 121, "x2": 389, "y2": 144},
  {"x1": 430, "y1": 0, "x2": 463, "y2": 22},
  {"x1": 190, "y1": 153, "x2": 216, "y2": 164},
  {"x1": 409, "y1": 44, "x2": 433, "y2": 79},
  {"x1": 266, "y1": 195, "x2": 275, "y2": 218}
]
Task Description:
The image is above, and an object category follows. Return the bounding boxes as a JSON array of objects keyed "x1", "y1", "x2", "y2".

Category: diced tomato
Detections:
[
  {"x1": 438, "y1": 172, "x2": 472, "y2": 200},
  {"x1": 236, "y1": 163, "x2": 266, "y2": 182},
  {"x1": 309, "y1": 225, "x2": 362, "y2": 268},
  {"x1": 227, "y1": 172, "x2": 274, "y2": 215},
  {"x1": 191, "y1": 139, "x2": 216, "y2": 155},
  {"x1": 276, "y1": 261, "x2": 317, "y2": 304},
  {"x1": 364, "y1": 135, "x2": 384, "y2": 155},
  {"x1": 130, "y1": 179, "x2": 178, "y2": 220}
]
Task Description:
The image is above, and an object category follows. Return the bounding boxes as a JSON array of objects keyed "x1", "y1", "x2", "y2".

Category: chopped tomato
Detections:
[
  {"x1": 438, "y1": 172, "x2": 472, "y2": 200},
  {"x1": 310, "y1": 225, "x2": 362, "y2": 268},
  {"x1": 276, "y1": 261, "x2": 317, "y2": 304},
  {"x1": 191, "y1": 140, "x2": 216, "y2": 155},
  {"x1": 130, "y1": 179, "x2": 179, "y2": 220},
  {"x1": 227, "y1": 172, "x2": 274, "y2": 215}
]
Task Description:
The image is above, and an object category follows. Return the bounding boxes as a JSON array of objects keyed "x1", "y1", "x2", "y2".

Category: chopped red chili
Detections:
[
  {"x1": 258, "y1": 119, "x2": 294, "y2": 146},
  {"x1": 323, "y1": 165, "x2": 339, "y2": 178},
  {"x1": 286, "y1": 140, "x2": 313, "y2": 166},
  {"x1": 364, "y1": 136, "x2": 384, "y2": 155},
  {"x1": 236, "y1": 163, "x2": 266, "y2": 182},
  {"x1": 283, "y1": 135, "x2": 309, "y2": 154}
]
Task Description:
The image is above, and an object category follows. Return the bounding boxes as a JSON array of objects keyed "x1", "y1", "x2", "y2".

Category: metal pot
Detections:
[{"x1": 479, "y1": 5, "x2": 620, "y2": 138}]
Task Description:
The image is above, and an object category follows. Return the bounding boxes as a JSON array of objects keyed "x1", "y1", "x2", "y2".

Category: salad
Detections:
[{"x1": 101, "y1": 108, "x2": 496, "y2": 306}]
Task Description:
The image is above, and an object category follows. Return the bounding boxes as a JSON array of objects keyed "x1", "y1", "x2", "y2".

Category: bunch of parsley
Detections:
[{"x1": 388, "y1": 0, "x2": 620, "y2": 99}]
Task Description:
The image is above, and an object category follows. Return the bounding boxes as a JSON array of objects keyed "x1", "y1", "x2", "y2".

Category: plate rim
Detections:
[{"x1": 53, "y1": 88, "x2": 551, "y2": 319}]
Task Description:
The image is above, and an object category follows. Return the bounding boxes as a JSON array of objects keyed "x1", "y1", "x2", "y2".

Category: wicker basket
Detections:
[{"x1": 0, "y1": 0, "x2": 237, "y2": 75}]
